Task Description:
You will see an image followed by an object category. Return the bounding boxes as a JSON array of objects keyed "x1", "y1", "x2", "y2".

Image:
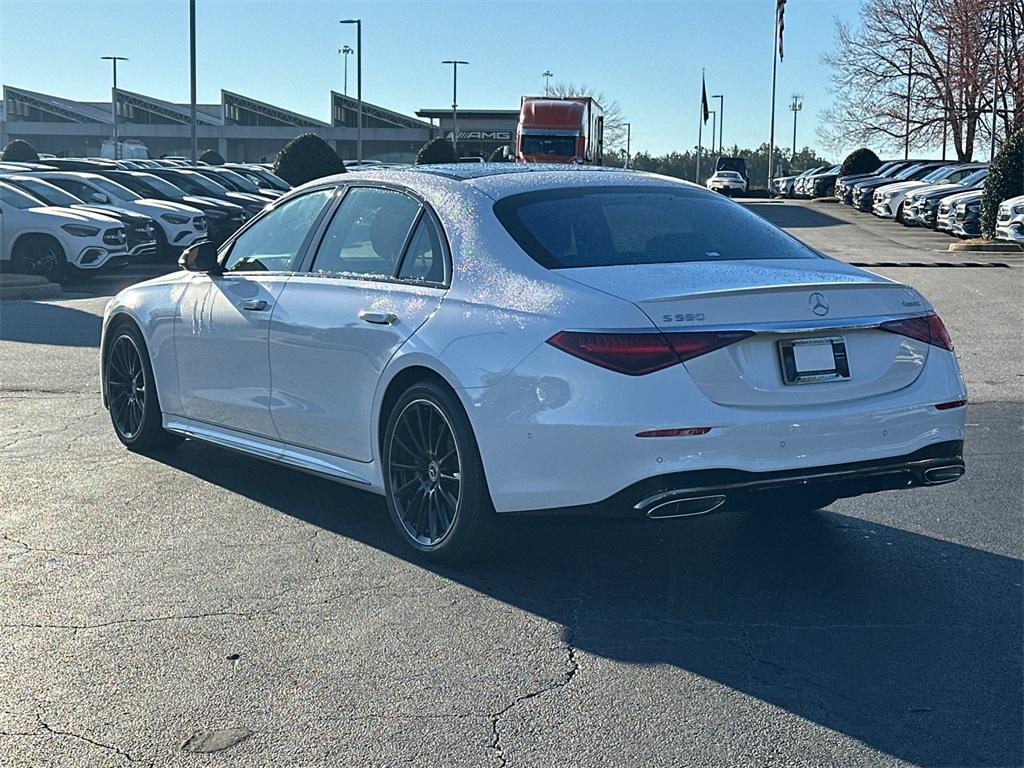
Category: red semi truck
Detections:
[{"x1": 516, "y1": 96, "x2": 605, "y2": 165}]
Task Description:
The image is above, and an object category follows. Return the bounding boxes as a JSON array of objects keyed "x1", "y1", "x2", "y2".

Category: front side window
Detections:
[
  {"x1": 494, "y1": 186, "x2": 819, "y2": 269},
  {"x1": 311, "y1": 187, "x2": 421, "y2": 278},
  {"x1": 90, "y1": 177, "x2": 139, "y2": 201},
  {"x1": 46, "y1": 178, "x2": 94, "y2": 201},
  {"x1": 222, "y1": 189, "x2": 333, "y2": 273}
]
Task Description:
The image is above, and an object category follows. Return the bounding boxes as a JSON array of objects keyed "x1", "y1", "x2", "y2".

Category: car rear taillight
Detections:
[
  {"x1": 547, "y1": 330, "x2": 753, "y2": 376},
  {"x1": 546, "y1": 332, "x2": 678, "y2": 375},
  {"x1": 664, "y1": 331, "x2": 755, "y2": 361},
  {"x1": 879, "y1": 313, "x2": 953, "y2": 350}
]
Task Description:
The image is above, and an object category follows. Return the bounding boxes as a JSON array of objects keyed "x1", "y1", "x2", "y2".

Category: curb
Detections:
[
  {"x1": 946, "y1": 242, "x2": 1024, "y2": 253},
  {"x1": 0, "y1": 274, "x2": 63, "y2": 301}
]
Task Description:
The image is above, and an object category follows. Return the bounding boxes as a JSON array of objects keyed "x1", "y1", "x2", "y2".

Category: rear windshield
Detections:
[{"x1": 493, "y1": 186, "x2": 819, "y2": 269}]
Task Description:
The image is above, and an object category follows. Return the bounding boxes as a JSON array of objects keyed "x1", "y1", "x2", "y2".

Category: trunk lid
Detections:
[{"x1": 560, "y1": 259, "x2": 933, "y2": 407}]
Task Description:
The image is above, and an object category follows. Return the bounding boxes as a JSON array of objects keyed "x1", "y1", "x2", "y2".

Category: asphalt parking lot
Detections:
[{"x1": 1, "y1": 199, "x2": 1021, "y2": 767}]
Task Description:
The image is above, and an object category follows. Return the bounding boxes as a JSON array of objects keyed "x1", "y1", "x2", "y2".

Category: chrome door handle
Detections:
[
  {"x1": 240, "y1": 299, "x2": 268, "y2": 311},
  {"x1": 359, "y1": 310, "x2": 398, "y2": 325}
]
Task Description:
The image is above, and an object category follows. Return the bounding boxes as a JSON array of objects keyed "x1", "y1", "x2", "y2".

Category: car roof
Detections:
[{"x1": 325, "y1": 163, "x2": 701, "y2": 200}]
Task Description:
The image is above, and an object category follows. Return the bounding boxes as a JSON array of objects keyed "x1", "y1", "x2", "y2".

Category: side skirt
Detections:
[{"x1": 163, "y1": 415, "x2": 381, "y2": 492}]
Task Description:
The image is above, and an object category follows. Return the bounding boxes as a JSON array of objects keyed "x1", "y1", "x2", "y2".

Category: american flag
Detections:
[{"x1": 777, "y1": 0, "x2": 787, "y2": 61}]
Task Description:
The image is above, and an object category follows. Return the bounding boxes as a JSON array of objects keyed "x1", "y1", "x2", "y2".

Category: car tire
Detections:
[
  {"x1": 104, "y1": 321, "x2": 183, "y2": 453},
  {"x1": 382, "y1": 381, "x2": 494, "y2": 562},
  {"x1": 11, "y1": 235, "x2": 66, "y2": 283},
  {"x1": 895, "y1": 202, "x2": 906, "y2": 224},
  {"x1": 152, "y1": 226, "x2": 172, "y2": 260}
]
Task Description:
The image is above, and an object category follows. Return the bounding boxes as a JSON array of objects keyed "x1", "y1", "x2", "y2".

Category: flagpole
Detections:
[
  {"x1": 697, "y1": 67, "x2": 705, "y2": 183},
  {"x1": 768, "y1": 16, "x2": 779, "y2": 189}
]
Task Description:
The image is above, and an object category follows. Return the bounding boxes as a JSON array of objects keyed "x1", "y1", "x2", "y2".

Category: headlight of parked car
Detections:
[
  {"x1": 61, "y1": 224, "x2": 100, "y2": 237},
  {"x1": 161, "y1": 213, "x2": 190, "y2": 224},
  {"x1": 1013, "y1": 205, "x2": 1024, "y2": 215}
]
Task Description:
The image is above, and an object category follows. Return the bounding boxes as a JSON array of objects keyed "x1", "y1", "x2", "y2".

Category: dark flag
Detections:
[
  {"x1": 701, "y1": 74, "x2": 710, "y2": 123},
  {"x1": 776, "y1": 0, "x2": 786, "y2": 60}
]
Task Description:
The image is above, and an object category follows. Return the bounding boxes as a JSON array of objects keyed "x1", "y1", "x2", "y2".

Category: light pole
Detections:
[
  {"x1": 543, "y1": 70, "x2": 553, "y2": 96},
  {"x1": 189, "y1": 0, "x2": 197, "y2": 163},
  {"x1": 339, "y1": 45, "x2": 354, "y2": 96},
  {"x1": 340, "y1": 19, "x2": 362, "y2": 163},
  {"x1": 712, "y1": 94, "x2": 723, "y2": 153},
  {"x1": 624, "y1": 122, "x2": 631, "y2": 168},
  {"x1": 708, "y1": 111, "x2": 716, "y2": 158},
  {"x1": 101, "y1": 55, "x2": 128, "y2": 160},
  {"x1": 442, "y1": 60, "x2": 468, "y2": 154},
  {"x1": 789, "y1": 94, "x2": 803, "y2": 157}
]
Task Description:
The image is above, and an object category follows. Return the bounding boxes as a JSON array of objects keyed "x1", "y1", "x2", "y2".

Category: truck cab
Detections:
[{"x1": 516, "y1": 97, "x2": 604, "y2": 165}]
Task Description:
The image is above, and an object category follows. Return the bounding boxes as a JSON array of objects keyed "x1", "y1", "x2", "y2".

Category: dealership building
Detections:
[{"x1": 0, "y1": 85, "x2": 520, "y2": 163}]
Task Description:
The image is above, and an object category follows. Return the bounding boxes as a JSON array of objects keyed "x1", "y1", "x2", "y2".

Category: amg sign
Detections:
[{"x1": 445, "y1": 130, "x2": 512, "y2": 141}]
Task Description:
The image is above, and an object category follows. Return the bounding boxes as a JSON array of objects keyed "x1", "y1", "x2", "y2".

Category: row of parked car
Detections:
[
  {"x1": 0, "y1": 156, "x2": 292, "y2": 282},
  {"x1": 834, "y1": 159, "x2": 1023, "y2": 243},
  {"x1": 774, "y1": 158, "x2": 1023, "y2": 243}
]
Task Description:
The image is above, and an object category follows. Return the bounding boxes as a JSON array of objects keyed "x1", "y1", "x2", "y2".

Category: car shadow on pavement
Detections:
[
  {"x1": 0, "y1": 299, "x2": 102, "y2": 347},
  {"x1": 745, "y1": 202, "x2": 846, "y2": 229},
  {"x1": 158, "y1": 440, "x2": 1022, "y2": 768}
]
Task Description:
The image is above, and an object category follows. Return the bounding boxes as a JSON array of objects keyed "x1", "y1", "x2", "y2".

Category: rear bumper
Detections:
[
  {"x1": 471, "y1": 340, "x2": 968, "y2": 513},
  {"x1": 544, "y1": 441, "x2": 964, "y2": 518}
]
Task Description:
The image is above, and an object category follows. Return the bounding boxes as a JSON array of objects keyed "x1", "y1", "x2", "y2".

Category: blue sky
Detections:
[{"x1": 0, "y1": 0, "x2": 862, "y2": 158}]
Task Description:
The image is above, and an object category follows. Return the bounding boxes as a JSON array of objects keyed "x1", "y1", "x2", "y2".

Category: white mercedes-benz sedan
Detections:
[{"x1": 100, "y1": 165, "x2": 968, "y2": 560}]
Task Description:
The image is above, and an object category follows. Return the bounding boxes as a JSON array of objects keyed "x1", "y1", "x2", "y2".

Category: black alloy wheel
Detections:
[
  {"x1": 12, "y1": 236, "x2": 65, "y2": 283},
  {"x1": 388, "y1": 398, "x2": 462, "y2": 547},
  {"x1": 383, "y1": 382, "x2": 492, "y2": 560},
  {"x1": 104, "y1": 323, "x2": 182, "y2": 452}
]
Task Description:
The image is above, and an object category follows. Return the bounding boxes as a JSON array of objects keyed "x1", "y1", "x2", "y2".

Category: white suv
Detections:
[
  {"x1": 0, "y1": 181, "x2": 127, "y2": 282},
  {"x1": 27, "y1": 171, "x2": 207, "y2": 256},
  {"x1": 706, "y1": 171, "x2": 748, "y2": 195},
  {"x1": 995, "y1": 195, "x2": 1024, "y2": 243}
]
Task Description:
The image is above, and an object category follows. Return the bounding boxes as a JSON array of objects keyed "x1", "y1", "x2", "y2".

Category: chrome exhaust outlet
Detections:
[
  {"x1": 922, "y1": 465, "x2": 965, "y2": 485},
  {"x1": 644, "y1": 495, "x2": 727, "y2": 520}
]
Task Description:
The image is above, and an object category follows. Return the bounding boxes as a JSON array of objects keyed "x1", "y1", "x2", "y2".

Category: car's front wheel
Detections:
[
  {"x1": 104, "y1": 322, "x2": 182, "y2": 453},
  {"x1": 382, "y1": 381, "x2": 493, "y2": 561},
  {"x1": 12, "y1": 235, "x2": 66, "y2": 283}
]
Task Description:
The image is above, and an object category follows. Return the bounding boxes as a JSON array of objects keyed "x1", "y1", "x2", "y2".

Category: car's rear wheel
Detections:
[
  {"x1": 383, "y1": 381, "x2": 493, "y2": 561},
  {"x1": 12, "y1": 235, "x2": 65, "y2": 283},
  {"x1": 105, "y1": 322, "x2": 182, "y2": 453}
]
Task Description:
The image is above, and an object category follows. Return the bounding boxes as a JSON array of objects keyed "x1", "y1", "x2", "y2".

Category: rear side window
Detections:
[
  {"x1": 493, "y1": 186, "x2": 819, "y2": 269},
  {"x1": 312, "y1": 187, "x2": 421, "y2": 278}
]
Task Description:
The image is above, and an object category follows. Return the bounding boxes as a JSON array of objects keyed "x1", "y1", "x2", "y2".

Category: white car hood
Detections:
[
  {"x1": 876, "y1": 180, "x2": 925, "y2": 195},
  {"x1": 28, "y1": 206, "x2": 121, "y2": 226},
  {"x1": 941, "y1": 190, "x2": 981, "y2": 206},
  {"x1": 135, "y1": 198, "x2": 203, "y2": 217}
]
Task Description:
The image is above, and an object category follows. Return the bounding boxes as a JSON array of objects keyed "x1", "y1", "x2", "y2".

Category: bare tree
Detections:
[
  {"x1": 820, "y1": 0, "x2": 1019, "y2": 161},
  {"x1": 546, "y1": 81, "x2": 627, "y2": 153}
]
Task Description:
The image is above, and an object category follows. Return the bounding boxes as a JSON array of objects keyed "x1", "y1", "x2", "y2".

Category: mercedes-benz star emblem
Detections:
[{"x1": 809, "y1": 292, "x2": 829, "y2": 316}]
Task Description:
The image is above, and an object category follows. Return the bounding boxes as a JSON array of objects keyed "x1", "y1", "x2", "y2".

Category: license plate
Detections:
[{"x1": 779, "y1": 337, "x2": 850, "y2": 385}]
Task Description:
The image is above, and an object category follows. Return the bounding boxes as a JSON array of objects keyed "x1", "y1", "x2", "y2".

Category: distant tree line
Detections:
[{"x1": 629, "y1": 144, "x2": 832, "y2": 185}]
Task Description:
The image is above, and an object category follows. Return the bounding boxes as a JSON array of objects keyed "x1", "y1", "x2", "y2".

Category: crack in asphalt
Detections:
[
  {"x1": 0, "y1": 583, "x2": 464, "y2": 632},
  {"x1": 487, "y1": 580, "x2": 584, "y2": 767},
  {"x1": 0, "y1": 715, "x2": 152, "y2": 766}
]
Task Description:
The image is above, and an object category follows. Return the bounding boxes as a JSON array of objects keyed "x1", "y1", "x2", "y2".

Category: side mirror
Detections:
[
  {"x1": 90, "y1": 192, "x2": 109, "y2": 204},
  {"x1": 178, "y1": 241, "x2": 221, "y2": 273}
]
